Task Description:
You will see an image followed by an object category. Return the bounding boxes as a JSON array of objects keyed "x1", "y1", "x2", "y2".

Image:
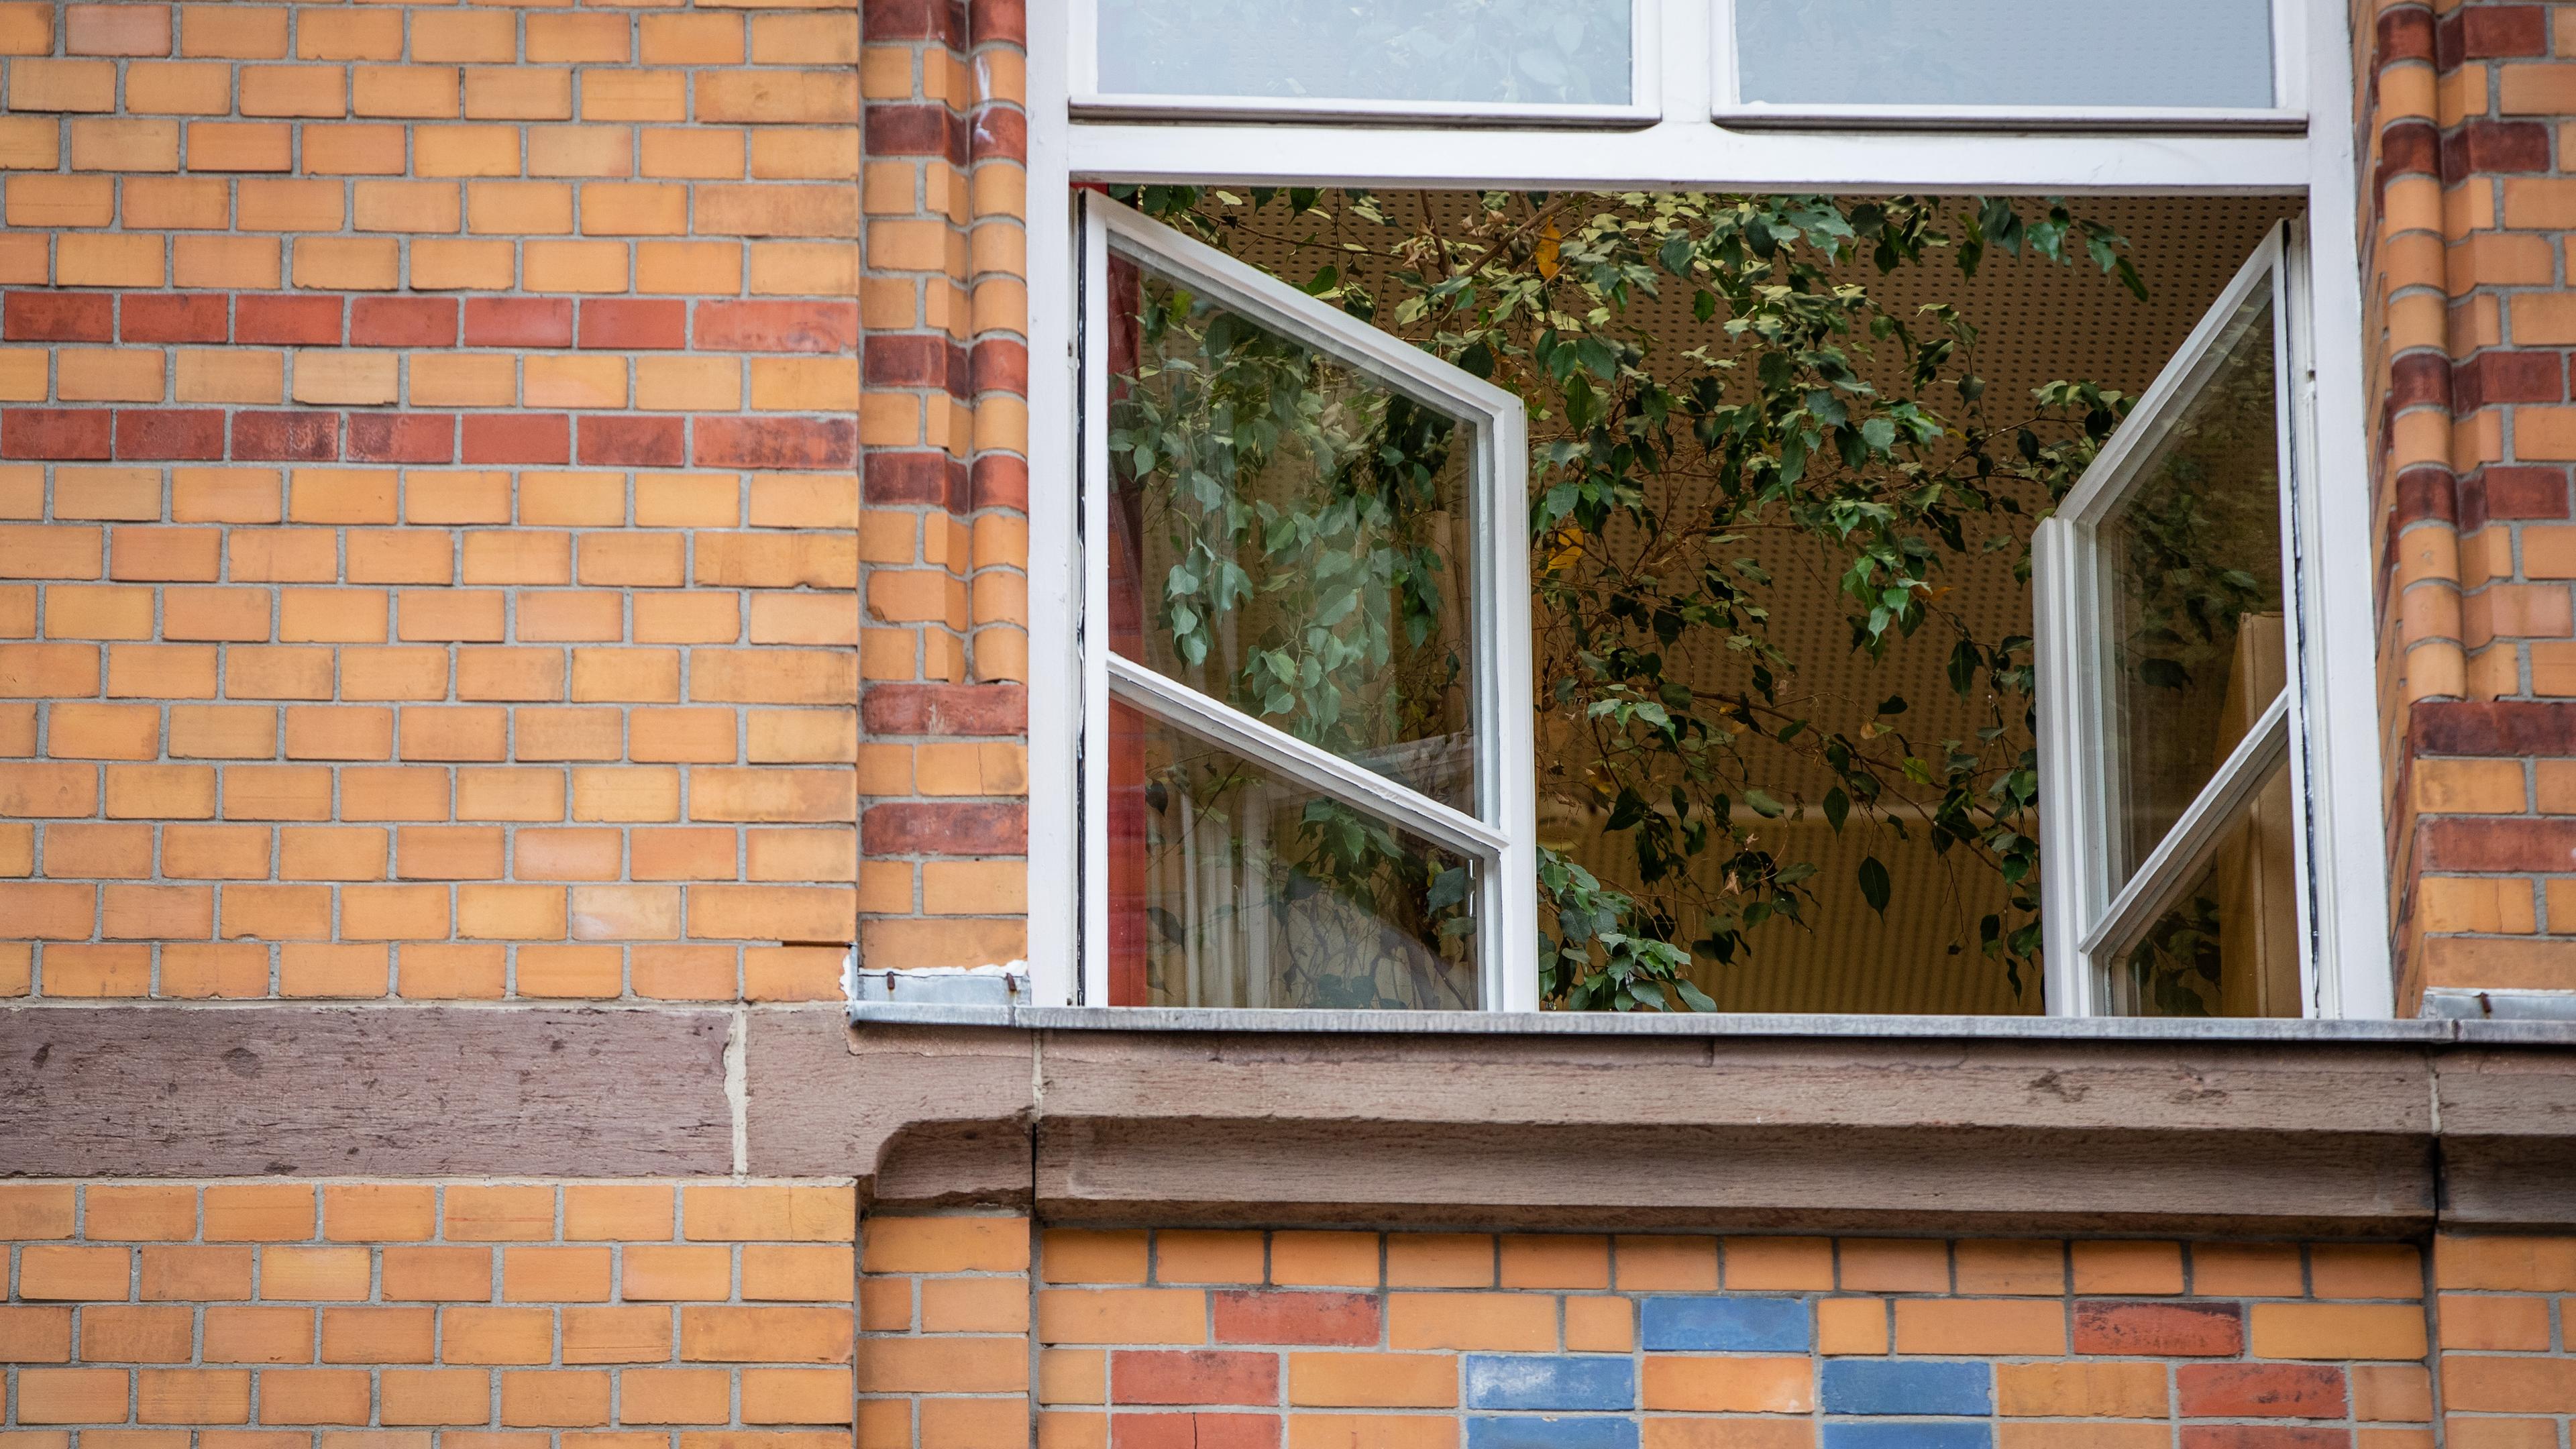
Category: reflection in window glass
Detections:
[
  {"x1": 1104, "y1": 250, "x2": 1481, "y2": 814},
  {"x1": 1733, "y1": 0, "x2": 2273, "y2": 109},
  {"x1": 2103, "y1": 756, "x2": 2299, "y2": 1017},
  {"x1": 1095, "y1": 0, "x2": 1631, "y2": 107},
  {"x1": 2096, "y1": 291, "x2": 2282, "y2": 896},
  {"x1": 1106, "y1": 700, "x2": 1482, "y2": 1010}
]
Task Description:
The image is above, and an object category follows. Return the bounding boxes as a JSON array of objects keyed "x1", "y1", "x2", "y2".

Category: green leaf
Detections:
[{"x1": 1857, "y1": 855, "x2": 1892, "y2": 914}]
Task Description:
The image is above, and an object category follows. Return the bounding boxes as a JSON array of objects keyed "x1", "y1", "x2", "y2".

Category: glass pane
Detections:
[
  {"x1": 2097, "y1": 290, "x2": 2284, "y2": 894},
  {"x1": 1095, "y1": 0, "x2": 1632, "y2": 107},
  {"x1": 1105, "y1": 699, "x2": 1482, "y2": 1010},
  {"x1": 1734, "y1": 0, "x2": 2273, "y2": 109},
  {"x1": 1106, "y1": 247, "x2": 1479, "y2": 814},
  {"x1": 2102, "y1": 757, "x2": 2300, "y2": 1017}
]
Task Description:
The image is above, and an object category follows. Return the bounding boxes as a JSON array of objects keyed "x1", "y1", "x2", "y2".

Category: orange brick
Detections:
[
  {"x1": 1996, "y1": 1361, "x2": 2169, "y2": 1417},
  {"x1": 2072, "y1": 1241, "x2": 2183, "y2": 1295},
  {"x1": 321, "y1": 1185, "x2": 436, "y2": 1242},
  {"x1": 1044, "y1": 1230, "x2": 1150, "y2": 1285},
  {"x1": 678, "y1": 1305, "x2": 855, "y2": 1364},
  {"x1": 1157, "y1": 1232, "x2": 1269, "y2": 1287},
  {"x1": 442, "y1": 1307, "x2": 553, "y2": 1366},
  {"x1": 85, "y1": 1185, "x2": 199, "y2": 1242},
  {"x1": 1287, "y1": 1351, "x2": 1456, "y2": 1409},
  {"x1": 861, "y1": 1216, "x2": 1029, "y2": 1274},
  {"x1": 1643, "y1": 1356, "x2": 1813, "y2": 1413},
  {"x1": 319, "y1": 1305, "x2": 435, "y2": 1365},
  {"x1": 381, "y1": 1246, "x2": 493, "y2": 1303},
  {"x1": 1894, "y1": 1298, "x2": 2068, "y2": 1356},
  {"x1": 1271, "y1": 1232, "x2": 1380, "y2": 1289},
  {"x1": 1385, "y1": 1293, "x2": 1554, "y2": 1352},
  {"x1": 1817, "y1": 1297, "x2": 1889, "y2": 1355},
  {"x1": 1035, "y1": 1289, "x2": 1204, "y2": 1346},
  {"x1": 2250, "y1": 1303, "x2": 2429, "y2": 1360},
  {"x1": 1499, "y1": 1235, "x2": 1608, "y2": 1290},
  {"x1": 204, "y1": 1184, "x2": 314, "y2": 1242},
  {"x1": 199, "y1": 1305, "x2": 309, "y2": 1365}
]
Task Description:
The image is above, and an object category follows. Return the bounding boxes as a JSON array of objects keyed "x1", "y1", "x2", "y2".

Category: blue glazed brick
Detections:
[
  {"x1": 1466, "y1": 1418, "x2": 1642, "y2": 1449},
  {"x1": 1461, "y1": 1356, "x2": 1638, "y2": 1412},
  {"x1": 1821, "y1": 1423, "x2": 1994, "y2": 1449},
  {"x1": 1638, "y1": 1295, "x2": 1813, "y2": 1352},
  {"x1": 1819, "y1": 1360, "x2": 1993, "y2": 1416}
]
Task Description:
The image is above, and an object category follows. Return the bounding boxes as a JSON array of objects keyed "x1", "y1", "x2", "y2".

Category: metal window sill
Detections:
[{"x1": 846, "y1": 1000, "x2": 2576, "y2": 1046}]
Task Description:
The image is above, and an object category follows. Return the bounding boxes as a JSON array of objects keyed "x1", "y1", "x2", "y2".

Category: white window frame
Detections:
[
  {"x1": 1708, "y1": 0, "x2": 2308, "y2": 132},
  {"x1": 2033, "y1": 223, "x2": 2338, "y2": 1016},
  {"x1": 1071, "y1": 0, "x2": 1662, "y2": 128},
  {"x1": 1076, "y1": 199, "x2": 1539, "y2": 1012},
  {"x1": 1021, "y1": 0, "x2": 2394, "y2": 1016}
]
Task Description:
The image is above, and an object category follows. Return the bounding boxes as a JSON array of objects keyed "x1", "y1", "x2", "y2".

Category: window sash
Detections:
[
  {"x1": 1075, "y1": 196, "x2": 1539, "y2": 1010},
  {"x1": 2033, "y1": 224, "x2": 2320, "y2": 1017}
]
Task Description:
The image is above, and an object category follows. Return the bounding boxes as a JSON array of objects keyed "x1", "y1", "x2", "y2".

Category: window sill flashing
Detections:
[{"x1": 846, "y1": 1000, "x2": 2576, "y2": 1046}]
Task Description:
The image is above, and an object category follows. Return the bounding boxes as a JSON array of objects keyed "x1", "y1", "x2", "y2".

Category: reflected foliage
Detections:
[{"x1": 1117, "y1": 186, "x2": 2151, "y2": 1010}]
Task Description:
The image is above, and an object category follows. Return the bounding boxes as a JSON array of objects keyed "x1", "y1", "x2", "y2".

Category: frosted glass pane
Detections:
[
  {"x1": 1096, "y1": 0, "x2": 1632, "y2": 107},
  {"x1": 1734, "y1": 0, "x2": 2273, "y2": 109}
]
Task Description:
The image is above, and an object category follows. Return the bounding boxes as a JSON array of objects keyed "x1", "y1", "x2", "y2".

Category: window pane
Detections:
[
  {"x1": 2102, "y1": 757, "x2": 2299, "y2": 1016},
  {"x1": 1106, "y1": 699, "x2": 1483, "y2": 1010},
  {"x1": 1106, "y1": 248, "x2": 1480, "y2": 814},
  {"x1": 1095, "y1": 0, "x2": 1632, "y2": 107},
  {"x1": 2097, "y1": 290, "x2": 2283, "y2": 895},
  {"x1": 1733, "y1": 0, "x2": 2273, "y2": 109}
]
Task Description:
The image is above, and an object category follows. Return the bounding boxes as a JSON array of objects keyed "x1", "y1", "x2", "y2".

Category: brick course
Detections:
[{"x1": 0, "y1": 0, "x2": 1033, "y2": 997}]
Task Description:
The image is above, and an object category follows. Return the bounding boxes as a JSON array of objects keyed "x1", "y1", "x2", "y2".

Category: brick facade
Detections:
[
  {"x1": 1, "y1": 3, "x2": 2572, "y2": 1449},
  {"x1": 2361, "y1": 0, "x2": 2576, "y2": 1006}
]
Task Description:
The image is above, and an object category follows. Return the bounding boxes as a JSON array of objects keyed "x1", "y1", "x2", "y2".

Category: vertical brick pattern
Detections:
[
  {"x1": 1030, "y1": 1230, "x2": 2434, "y2": 1449},
  {"x1": 2436, "y1": 1232, "x2": 2576, "y2": 1449},
  {"x1": 0, "y1": 1181, "x2": 856, "y2": 1442},
  {"x1": 2361, "y1": 0, "x2": 2576, "y2": 1005},
  {"x1": 855, "y1": 1212, "x2": 1030, "y2": 1448},
  {"x1": 0, "y1": 0, "x2": 962, "y2": 1000},
  {"x1": 852, "y1": 0, "x2": 1031, "y2": 972}
]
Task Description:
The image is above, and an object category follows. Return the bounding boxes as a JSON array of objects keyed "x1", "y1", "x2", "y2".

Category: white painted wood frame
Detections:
[{"x1": 1019, "y1": 0, "x2": 2392, "y2": 1016}]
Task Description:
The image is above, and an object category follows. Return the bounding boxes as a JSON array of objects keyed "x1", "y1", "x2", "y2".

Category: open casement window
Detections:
[
  {"x1": 1077, "y1": 197, "x2": 1538, "y2": 1011},
  {"x1": 2035, "y1": 223, "x2": 2318, "y2": 1018}
]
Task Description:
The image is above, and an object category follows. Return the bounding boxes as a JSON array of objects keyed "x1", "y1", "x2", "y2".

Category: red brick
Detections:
[
  {"x1": 972, "y1": 337, "x2": 1028, "y2": 395},
  {"x1": 1212, "y1": 1292, "x2": 1378, "y2": 1348},
  {"x1": 1109, "y1": 1351, "x2": 1280, "y2": 1408},
  {"x1": 116, "y1": 410, "x2": 226, "y2": 461},
  {"x1": 2420, "y1": 818, "x2": 2576, "y2": 872},
  {"x1": 2457, "y1": 4, "x2": 2546, "y2": 58},
  {"x1": 5, "y1": 294, "x2": 113, "y2": 343},
  {"x1": 865, "y1": 333, "x2": 963, "y2": 390},
  {"x1": 462, "y1": 298, "x2": 572, "y2": 348},
  {"x1": 577, "y1": 416, "x2": 685, "y2": 468},
  {"x1": 578, "y1": 299, "x2": 685, "y2": 350},
  {"x1": 346, "y1": 415, "x2": 454, "y2": 465},
  {"x1": 461, "y1": 414, "x2": 570, "y2": 466},
  {"x1": 2178, "y1": 1364, "x2": 2347, "y2": 1419},
  {"x1": 2178, "y1": 1432, "x2": 2347, "y2": 1449},
  {"x1": 235, "y1": 295, "x2": 342, "y2": 345},
  {"x1": 1111, "y1": 1413, "x2": 1281, "y2": 1449},
  {"x1": 2074, "y1": 1301, "x2": 2246, "y2": 1357},
  {"x1": 231, "y1": 411, "x2": 339, "y2": 463},
  {"x1": 121, "y1": 294, "x2": 228, "y2": 343},
  {"x1": 2412, "y1": 701, "x2": 2576, "y2": 756},
  {"x1": 692, "y1": 300, "x2": 859, "y2": 353},
  {"x1": 861, "y1": 802, "x2": 1024, "y2": 855},
  {"x1": 5, "y1": 410, "x2": 115, "y2": 461},
  {"x1": 692, "y1": 416, "x2": 854, "y2": 470},
  {"x1": 862, "y1": 683, "x2": 1025, "y2": 737},
  {"x1": 350, "y1": 298, "x2": 458, "y2": 348}
]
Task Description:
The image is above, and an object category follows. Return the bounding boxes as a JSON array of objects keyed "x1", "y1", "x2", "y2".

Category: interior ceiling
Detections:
[{"x1": 1148, "y1": 187, "x2": 2300, "y2": 1012}]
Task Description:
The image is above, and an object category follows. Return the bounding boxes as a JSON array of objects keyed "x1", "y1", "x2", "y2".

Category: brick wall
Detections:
[
  {"x1": 1021, "y1": 1228, "x2": 2435, "y2": 1449},
  {"x1": 2434, "y1": 1233, "x2": 2576, "y2": 1448},
  {"x1": 2362, "y1": 0, "x2": 2576, "y2": 1008},
  {"x1": 854, "y1": 1213, "x2": 1030, "y2": 1448},
  {"x1": 0, "y1": 0, "x2": 1032, "y2": 1003},
  {"x1": 0, "y1": 1181, "x2": 856, "y2": 1444}
]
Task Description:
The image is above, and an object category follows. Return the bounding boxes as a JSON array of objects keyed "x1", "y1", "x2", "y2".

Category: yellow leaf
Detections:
[{"x1": 1536, "y1": 223, "x2": 1562, "y2": 280}]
